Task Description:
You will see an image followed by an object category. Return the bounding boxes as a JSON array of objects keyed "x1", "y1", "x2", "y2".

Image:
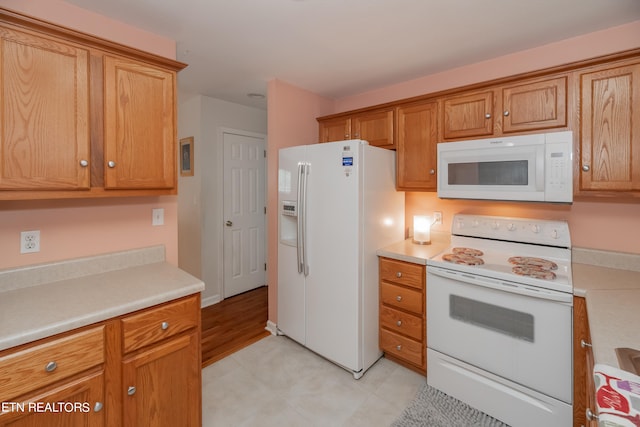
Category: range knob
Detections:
[
  {"x1": 456, "y1": 219, "x2": 465, "y2": 230},
  {"x1": 507, "y1": 223, "x2": 516, "y2": 231},
  {"x1": 491, "y1": 221, "x2": 499, "y2": 230},
  {"x1": 550, "y1": 229, "x2": 559, "y2": 239},
  {"x1": 531, "y1": 224, "x2": 540, "y2": 233}
]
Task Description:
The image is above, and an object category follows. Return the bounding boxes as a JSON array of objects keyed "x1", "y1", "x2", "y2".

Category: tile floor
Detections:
[{"x1": 202, "y1": 334, "x2": 425, "y2": 427}]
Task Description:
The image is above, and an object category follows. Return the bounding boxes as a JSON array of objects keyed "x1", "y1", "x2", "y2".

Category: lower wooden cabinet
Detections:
[
  {"x1": 378, "y1": 257, "x2": 426, "y2": 373},
  {"x1": 0, "y1": 294, "x2": 201, "y2": 427},
  {"x1": 573, "y1": 295, "x2": 598, "y2": 427}
]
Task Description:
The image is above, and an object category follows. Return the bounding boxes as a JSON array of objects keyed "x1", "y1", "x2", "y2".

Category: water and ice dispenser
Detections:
[{"x1": 280, "y1": 200, "x2": 298, "y2": 246}]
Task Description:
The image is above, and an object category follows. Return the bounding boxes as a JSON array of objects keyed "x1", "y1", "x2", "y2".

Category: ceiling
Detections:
[{"x1": 67, "y1": 0, "x2": 640, "y2": 110}]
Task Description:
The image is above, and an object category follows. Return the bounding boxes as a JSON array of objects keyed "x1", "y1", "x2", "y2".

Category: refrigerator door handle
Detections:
[
  {"x1": 301, "y1": 163, "x2": 309, "y2": 276},
  {"x1": 296, "y1": 163, "x2": 304, "y2": 274}
]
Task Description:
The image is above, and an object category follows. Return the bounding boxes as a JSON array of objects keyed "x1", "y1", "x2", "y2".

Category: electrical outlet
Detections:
[
  {"x1": 433, "y1": 211, "x2": 443, "y2": 225},
  {"x1": 152, "y1": 208, "x2": 164, "y2": 226},
  {"x1": 21, "y1": 230, "x2": 40, "y2": 254}
]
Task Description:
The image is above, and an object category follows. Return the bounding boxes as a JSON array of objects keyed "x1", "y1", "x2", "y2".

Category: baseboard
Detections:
[
  {"x1": 265, "y1": 320, "x2": 278, "y2": 335},
  {"x1": 201, "y1": 294, "x2": 221, "y2": 308}
]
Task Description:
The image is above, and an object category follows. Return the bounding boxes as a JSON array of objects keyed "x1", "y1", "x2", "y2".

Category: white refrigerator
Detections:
[{"x1": 277, "y1": 140, "x2": 404, "y2": 379}]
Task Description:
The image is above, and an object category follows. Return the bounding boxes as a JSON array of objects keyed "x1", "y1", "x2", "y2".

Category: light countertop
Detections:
[
  {"x1": 377, "y1": 239, "x2": 640, "y2": 371},
  {"x1": 0, "y1": 246, "x2": 204, "y2": 351},
  {"x1": 376, "y1": 232, "x2": 450, "y2": 265}
]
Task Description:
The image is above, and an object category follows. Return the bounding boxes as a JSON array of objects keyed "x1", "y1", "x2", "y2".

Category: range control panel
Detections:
[{"x1": 452, "y1": 214, "x2": 571, "y2": 248}]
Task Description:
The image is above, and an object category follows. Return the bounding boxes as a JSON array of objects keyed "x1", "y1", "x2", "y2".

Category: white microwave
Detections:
[{"x1": 437, "y1": 131, "x2": 573, "y2": 203}]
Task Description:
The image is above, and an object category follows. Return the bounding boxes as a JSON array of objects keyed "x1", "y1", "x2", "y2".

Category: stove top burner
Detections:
[
  {"x1": 508, "y1": 256, "x2": 558, "y2": 270},
  {"x1": 508, "y1": 256, "x2": 558, "y2": 280},
  {"x1": 512, "y1": 265, "x2": 557, "y2": 280},
  {"x1": 442, "y1": 248, "x2": 484, "y2": 265},
  {"x1": 452, "y1": 247, "x2": 484, "y2": 257}
]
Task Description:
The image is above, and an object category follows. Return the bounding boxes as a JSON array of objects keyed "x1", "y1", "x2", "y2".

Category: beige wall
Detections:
[{"x1": 0, "y1": 0, "x2": 180, "y2": 268}]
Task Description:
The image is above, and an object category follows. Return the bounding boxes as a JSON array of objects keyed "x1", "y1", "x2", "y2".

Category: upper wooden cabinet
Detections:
[
  {"x1": 318, "y1": 107, "x2": 395, "y2": 148},
  {"x1": 396, "y1": 101, "x2": 438, "y2": 191},
  {"x1": 0, "y1": 25, "x2": 90, "y2": 191},
  {"x1": 0, "y1": 10, "x2": 186, "y2": 200},
  {"x1": 501, "y1": 76, "x2": 567, "y2": 133},
  {"x1": 442, "y1": 90, "x2": 494, "y2": 139},
  {"x1": 441, "y1": 76, "x2": 568, "y2": 140},
  {"x1": 104, "y1": 56, "x2": 176, "y2": 189},
  {"x1": 578, "y1": 60, "x2": 640, "y2": 195},
  {"x1": 318, "y1": 116, "x2": 351, "y2": 142}
]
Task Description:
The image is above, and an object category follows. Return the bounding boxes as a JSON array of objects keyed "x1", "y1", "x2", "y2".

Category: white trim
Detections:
[
  {"x1": 265, "y1": 320, "x2": 279, "y2": 335},
  {"x1": 201, "y1": 293, "x2": 222, "y2": 308}
]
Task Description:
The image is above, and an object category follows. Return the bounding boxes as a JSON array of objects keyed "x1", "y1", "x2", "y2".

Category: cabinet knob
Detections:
[
  {"x1": 79, "y1": 159, "x2": 88, "y2": 167},
  {"x1": 429, "y1": 169, "x2": 435, "y2": 175},
  {"x1": 107, "y1": 161, "x2": 116, "y2": 168},
  {"x1": 503, "y1": 111, "x2": 510, "y2": 117},
  {"x1": 582, "y1": 165, "x2": 590, "y2": 172},
  {"x1": 396, "y1": 345, "x2": 402, "y2": 351},
  {"x1": 344, "y1": 134, "x2": 350, "y2": 139},
  {"x1": 396, "y1": 272, "x2": 402, "y2": 278},
  {"x1": 45, "y1": 361, "x2": 57, "y2": 372},
  {"x1": 396, "y1": 295, "x2": 402, "y2": 302},
  {"x1": 161, "y1": 321, "x2": 169, "y2": 330},
  {"x1": 581, "y1": 339, "x2": 592, "y2": 348},
  {"x1": 485, "y1": 113, "x2": 491, "y2": 119},
  {"x1": 354, "y1": 133, "x2": 360, "y2": 138},
  {"x1": 127, "y1": 386, "x2": 136, "y2": 396},
  {"x1": 94, "y1": 402, "x2": 103, "y2": 412},
  {"x1": 586, "y1": 408, "x2": 599, "y2": 421},
  {"x1": 396, "y1": 320, "x2": 402, "y2": 327}
]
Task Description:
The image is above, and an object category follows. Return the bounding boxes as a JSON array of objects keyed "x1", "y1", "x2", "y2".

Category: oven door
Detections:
[
  {"x1": 437, "y1": 137, "x2": 545, "y2": 201},
  {"x1": 426, "y1": 265, "x2": 573, "y2": 403}
]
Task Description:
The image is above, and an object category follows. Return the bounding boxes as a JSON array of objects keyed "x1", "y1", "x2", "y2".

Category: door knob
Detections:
[{"x1": 225, "y1": 221, "x2": 233, "y2": 227}]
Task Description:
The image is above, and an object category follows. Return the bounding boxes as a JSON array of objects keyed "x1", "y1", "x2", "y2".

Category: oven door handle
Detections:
[{"x1": 427, "y1": 266, "x2": 573, "y2": 304}]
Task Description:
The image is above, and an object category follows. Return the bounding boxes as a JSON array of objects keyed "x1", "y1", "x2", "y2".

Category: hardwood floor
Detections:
[{"x1": 201, "y1": 285, "x2": 270, "y2": 368}]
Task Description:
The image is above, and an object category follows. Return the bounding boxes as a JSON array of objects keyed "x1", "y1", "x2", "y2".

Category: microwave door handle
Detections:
[{"x1": 428, "y1": 266, "x2": 572, "y2": 304}]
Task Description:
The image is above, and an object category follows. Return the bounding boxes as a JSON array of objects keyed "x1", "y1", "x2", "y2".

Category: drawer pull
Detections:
[
  {"x1": 127, "y1": 386, "x2": 136, "y2": 396},
  {"x1": 45, "y1": 361, "x2": 57, "y2": 372},
  {"x1": 396, "y1": 320, "x2": 402, "y2": 327},
  {"x1": 396, "y1": 272, "x2": 402, "y2": 278},
  {"x1": 94, "y1": 402, "x2": 103, "y2": 412},
  {"x1": 396, "y1": 295, "x2": 402, "y2": 302},
  {"x1": 581, "y1": 339, "x2": 592, "y2": 348},
  {"x1": 161, "y1": 321, "x2": 169, "y2": 330},
  {"x1": 586, "y1": 408, "x2": 599, "y2": 421},
  {"x1": 396, "y1": 345, "x2": 402, "y2": 351}
]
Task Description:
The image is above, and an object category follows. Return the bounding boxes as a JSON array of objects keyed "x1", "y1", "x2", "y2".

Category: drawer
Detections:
[
  {"x1": 380, "y1": 282, "x2": 423, "y2": 315},
  {"x1": 380, "y1": 305, "x2": 423, "y2": 341},
  {"x1": 380, "y1": 328, "x2": 423, "y2": 367},
  {"x1": 122, "y1": 295, "x2": 199, "y2": 353},
  {"x1": 0, "y1": 326, "x2": 105, "y2": 402},
  {"x1": 379, "y1": 258, "x2": 424, "y2": 290}
]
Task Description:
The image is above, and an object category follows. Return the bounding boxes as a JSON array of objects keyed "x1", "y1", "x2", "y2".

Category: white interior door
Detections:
[{"x1": 223, "y1": 132, "x2": 266, "y2": 298}]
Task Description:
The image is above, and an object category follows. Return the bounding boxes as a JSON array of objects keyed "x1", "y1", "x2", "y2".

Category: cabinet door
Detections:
[
  {"x1": 0, "y1": 26, "x2": 89, "y2": 190},
  {"x1": 103, "y1": 56, "x2": 176, "y2": 189},
  {"x1": 352, "y1": 109, "x2": 394, "y2": 148},
  {"x1": 442, "y1": 91, "x2": 494, "y2": 139},
  {"x1": 122, "y1": 332, "x2": 200, "y2": 427},
  {"x1": 501, "y1": 76, "x2": 567, "y2": 133},
  {"x1": 318, "y1": 116, "x2": 351, "y2": 142},
  {"x1": 580, "y1": 63, "x2": 640, "y2": 192},
  {"x1": 396, "y1": 101, "x2": 438, "y2": 190},
  {"x1": 0, "y1": 370, "x2": 104, "y2": 427}
]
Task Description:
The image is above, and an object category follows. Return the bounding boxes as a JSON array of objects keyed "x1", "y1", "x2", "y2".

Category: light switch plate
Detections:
[{"x1": 152, "y1": 208, "x2": 164, "y2": 226}]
